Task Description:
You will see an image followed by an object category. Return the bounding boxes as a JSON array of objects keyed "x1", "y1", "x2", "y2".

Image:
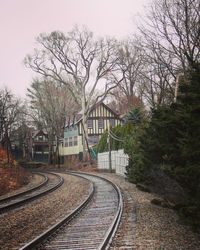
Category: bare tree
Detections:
[
  {"x1": 134, "y1": 0, "x2": 200, "y2": 107},
  {"x1": 108, "y1": 88, "x2": 141, "y2": 114},
  {"x1": 27, "y1": 78, "x2": 79, "y2": 164},
  {"x1": 24, "y1": 26, "x2": 119, "y2": 161},
  {"x1": 109, "y1": 38, "x2": 144, "y2": 110},
  {"x1": 0, "y1": 88, "x2": 25, "y2": 164},
  {"x1": 109, "y1": 36, "x2": 173, "y2": 109},
  {"x1": 139, "y1": 0, "x2": 200, "y2": 73},
  {"x1": 138, "y1": 45, "x2": 176, "y2": 107}
]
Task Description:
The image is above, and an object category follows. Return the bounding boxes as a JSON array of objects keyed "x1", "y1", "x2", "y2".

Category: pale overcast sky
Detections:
[{"x1": 0, "y1": 0, "x2": 149, "y2": 98}]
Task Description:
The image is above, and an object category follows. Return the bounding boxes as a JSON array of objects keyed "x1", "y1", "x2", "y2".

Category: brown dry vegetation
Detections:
[
  {"x1": 39, "y1": 160, "x2": 98, "y2": 173},
  {"x1": 0, "y1": 146, "x2": 31, "y2": 196},
  {"x1": 0, "y1": 166, "x2": 30, "y2": 195},
  {"x1": 0, "y1": 167, "x2": 30, "y2": 196},
  {"x1": 0, "y1": 155, "x2": 97, "y2": 197}
]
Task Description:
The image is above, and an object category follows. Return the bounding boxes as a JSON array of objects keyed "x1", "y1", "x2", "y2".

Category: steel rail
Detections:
[
  {"x1": 69, "y1": 171, "x2": 123, "y2": 250},
  {"x1": 19, "y1": 171, "x2": 123, "y2": 250},
  {"x1": 20, "y1": 172, "x2": 94, "y2": 250},
  {"x1": 0, "y1": 172, "x2": 63, "y2": 214},
  {"x1": 0, "y1": 172, "x2": 48, "y2": 203},
  {"x1": 98, "y1": 180, "x2": 123, "y2": 250}
]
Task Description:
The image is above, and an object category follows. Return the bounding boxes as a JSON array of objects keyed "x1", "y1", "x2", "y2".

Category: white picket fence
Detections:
[{"x1": 97, "y1": 149, "x2": 129, "y2": 177}]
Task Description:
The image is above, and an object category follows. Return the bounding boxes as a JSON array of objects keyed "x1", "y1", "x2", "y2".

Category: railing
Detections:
[{"x1": 97, "y1": 149, "x2": 129, "y2": 177}]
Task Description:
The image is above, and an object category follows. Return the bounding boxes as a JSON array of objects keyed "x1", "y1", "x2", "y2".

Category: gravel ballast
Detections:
[
  {"x1": 1, "y1": 170, "x2": 199, "y2": 250},
  {"x1": 96, "y1": 173, "x2": 200, "y2": 250},
  {"x1": 0, "y1": 172, "x2": 90, "y2": 250}
]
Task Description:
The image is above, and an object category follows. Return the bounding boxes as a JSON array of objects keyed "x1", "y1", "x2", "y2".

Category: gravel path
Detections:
[
  {"x1": 96, "y1": 173, "x2": 200, "y2": 250},
  {"x1": 0, "y1": 172, "x2": 90, "y2": 250}
]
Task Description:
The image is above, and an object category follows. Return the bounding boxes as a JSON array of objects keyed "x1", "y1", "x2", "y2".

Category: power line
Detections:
[
  {"x1": 109, "y1": 131, "x2": 125, "y2": 142},
  {"x1": 109, "y1": 131, "x2": 125, "y2": 141},
  {"x1": 109, "y1": 129, "x2": 134, "y2": 142}
]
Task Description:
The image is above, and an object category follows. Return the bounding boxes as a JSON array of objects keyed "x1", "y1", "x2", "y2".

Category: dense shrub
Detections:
[
  {"x1": 97, "y1": 130, "x2": 108, "y2": 153},
  {"x1": 126, "y1": 64, "x2": 200, "y2": 191},
  {"x1": 97, "y1": 121, "x2": 135, "y2": 154},
  {"x1": 124, "y1": 63, "x2": 200, "y2": 230}
]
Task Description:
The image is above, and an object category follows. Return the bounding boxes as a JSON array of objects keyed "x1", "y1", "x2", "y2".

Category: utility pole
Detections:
[{"x1": 108, "y1": 123, "x2": 112, "y2": 172}]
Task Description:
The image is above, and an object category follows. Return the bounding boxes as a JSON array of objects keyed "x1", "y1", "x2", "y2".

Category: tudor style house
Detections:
[{"x1": 60, "y1": 102, "x2": 122, "y2": 162}]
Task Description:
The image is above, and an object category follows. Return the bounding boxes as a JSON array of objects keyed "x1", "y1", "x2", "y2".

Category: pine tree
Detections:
[{"x1": 174, "y1": 63, "x2": 200, "y2": 195}]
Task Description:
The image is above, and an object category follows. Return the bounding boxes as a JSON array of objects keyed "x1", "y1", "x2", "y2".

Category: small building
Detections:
[
  {"x1": 32, "y1": 129, "x2": 49, "y2": 162},
  {"x1": 23, "y1": 129, "x2": 49, "y2": 162},
  {"x1": 60, "y1": 102, "x2": 122, "y2": 163}
]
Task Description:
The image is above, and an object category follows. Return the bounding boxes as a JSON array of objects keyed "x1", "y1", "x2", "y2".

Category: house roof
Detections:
[
  {"x1": 90, "y1": 101, "x2": 120, "y2": 117},
  {"x1": 32, "y1": 129, "x2": 48, "y2": 138},
  {"x1": 65, "y1": 113, "x2": 83, "y2": 127},
  {"x1": 65, "y1": 101, "x2": 121, "y2": 128}
]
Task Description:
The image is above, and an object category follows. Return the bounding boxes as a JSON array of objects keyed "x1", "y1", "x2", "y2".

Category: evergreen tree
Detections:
[
  {"x1": 174, "y1": 63, "x2": 200, "y2": 195},
  {"x1": 97, "y1": 130, "x2": 108, "y2": 153},
  {"x1": 126, "y1": 63, "x2": 200, "y2": 197},
  {"x1": 124, "y1": 106, "x2": 144, "y2": 126}
]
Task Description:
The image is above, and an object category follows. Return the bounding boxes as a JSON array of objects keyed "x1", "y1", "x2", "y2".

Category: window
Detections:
[
  {"x1": 35, "y1": 145, "x2": 42, "y2": 151},
  {"x1": 88, "y1": 119, "x2": 93, "y2": 129},
  {"x1": 98, "y1": 119, "x2": 104, "y2": 129},
  {"x1": 74, "y1": 136, "x2": 78, "y2": 146},
  {"x1": 88, "y1": 135, "x2": 99, "y2": 145},
  {"x1": 110, "y1": 119, "x2": 115, "y2": 127},
  {"x1": 38, "y1": 135, "x2": 43, "y2": 141},
  {"x1": 69, "y1": 137, "x2": 73, "y2": 147},
  {"x1": 64, "y1": 138, "x2": 68, "y2": 147}
]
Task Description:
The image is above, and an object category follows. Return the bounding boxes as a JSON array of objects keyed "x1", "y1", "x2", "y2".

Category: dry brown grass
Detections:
[
  {"x1": 39, "y1": 159, "x2": 98, "y2": 173},
  {"x1": 0, "y1": 166, "x2": 30, "y2": 196},
  {"x1": 63, "y1": 160, "x2": 98, "y2": 172}
]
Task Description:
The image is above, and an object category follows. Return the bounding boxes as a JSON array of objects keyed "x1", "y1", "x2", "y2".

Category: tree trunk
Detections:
[
  {"x1": 22, "y1": 143, "x2": 26, "y2": 159},
  {"x1": 174, "y1": 74, "x2": 181, "y2": 103},
  {"x1": 56, "y1": 136, "x2": 60, "y2": 168},
  {"x1": 82, "y1": 116, "x2": 88, "y2": 162},
  {"x1": 48, "y1": 138, "x2": 53, "y2": 165}
]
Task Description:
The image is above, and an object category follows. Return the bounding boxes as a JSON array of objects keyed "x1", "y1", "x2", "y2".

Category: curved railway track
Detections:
[
  {"x1": 20, "y1": 171, "x2": 123, "y2": 250},
  {"x1": 0, "y1": 171, "x2": 63, "y2": 214},
  {"x1": 0, "y1": 172, "x2": 48, "y2": 203}
]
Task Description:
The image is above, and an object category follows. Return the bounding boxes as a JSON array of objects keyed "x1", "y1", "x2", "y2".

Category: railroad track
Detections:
[
  {"x1": 20, "y1": 171, "x2": 123, "y2": 250},
  {"x1": 0, "y1": 171, "x2": 63, "y2": 214}
]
